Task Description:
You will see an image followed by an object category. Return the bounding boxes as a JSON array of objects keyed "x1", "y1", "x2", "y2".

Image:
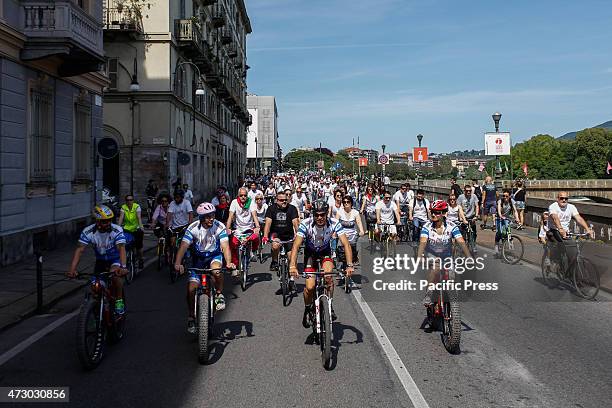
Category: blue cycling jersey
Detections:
[{"x1": 78, "y1": 224, "x2": 126, "y2": 262}]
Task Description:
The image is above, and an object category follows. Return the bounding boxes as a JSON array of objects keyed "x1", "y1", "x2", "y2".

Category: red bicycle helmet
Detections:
[{"x1": 430, "y1": 199, "x2": 448, "y2": 212}]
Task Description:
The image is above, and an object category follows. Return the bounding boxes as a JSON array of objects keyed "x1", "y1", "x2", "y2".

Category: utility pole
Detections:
[{"x1": 492, "y1": 112, "x2": 502, "y2": 192}]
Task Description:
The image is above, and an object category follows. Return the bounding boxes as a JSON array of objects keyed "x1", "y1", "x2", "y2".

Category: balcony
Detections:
[
  {"x1": 220, "y1": 28, "x2": 232, "y2": 45},
  {"x1": 174, "y1": 19, "x2": 202, "y2": 56},
  {"x1": 211, "y1": 6, "x2": 226, "y2": 28},
  {"x1": 103, "y1": 0, "x2": 143, "y2": 36},
  {"x1": 227, "y1": 44, "x2": 238, "y2": 58},
  {"x1": 205, "y1": 71, "x2": 223, "y2": 88},
  {"x1": 21, "y1": 1, "x2": 104, "y2": 76},
  {"x1": 202, "y1": 0, "x2": 216, "y2": 5}
]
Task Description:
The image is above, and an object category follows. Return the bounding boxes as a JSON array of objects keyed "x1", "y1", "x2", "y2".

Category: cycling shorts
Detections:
[
  {"x1": 304, "y1": 246, "x2": 332, "y2": 269},
  {"x1": 188, "y1": 253, "x2": 223, "y2": 283},
  {"x1": 377, "y1": 224, "x2": 397, "y2": 235},
  {"x1": 94, "y1": 259, "x2": 121, "y2": 274}
]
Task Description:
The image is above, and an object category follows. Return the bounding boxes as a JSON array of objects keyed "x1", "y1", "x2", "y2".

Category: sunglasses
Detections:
[
  {"x1": 239, "y1": 194, "x2": 247, "y2": 198},
  {"x1": 126, "y1": 198, "x2": 134, "y2": 201},
  {"x1": 384, "y1": 197, "x2": 391, "y2": 200},
  {"x1": 98, "y1": 219, "x2": 111, "y2": 224},
  {"x1": 559, "y1": 196, "x2": 568, "y2": 200},
  {"x1": 503, "y1": 195, "x2": 510, "y2": 198},
  {"x1": 449, "y1": 198, "x2": 456, "y2": 201},
  {"x1": 431, "y1": 211, "x2": 444, "y2": 216},
  {"x1": 277, "y1": 199, "x2": 287, "y2": 202},
  {"x1": 314, "y1": 213, "x2": 326, "y2": 218},
  {"x1": 256, "y1": 198, "x2": 263, "y2": 200},
  {"x1": 161, "y1": 200, "x2": 168, "y2": 203},
  {"x1": 199, "y1": 214, "x2": 215, "y2": 220},
  {"x1": 342, "y1": 200, "x2": 351, "y2": 204}
]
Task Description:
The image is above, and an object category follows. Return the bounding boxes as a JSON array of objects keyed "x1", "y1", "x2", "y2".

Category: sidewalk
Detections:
[
  {"x1": 0, "y1": 231, "x2": 158, "y2": 332},
  {"x1": 476, "y1": 225, "x2": 612, "y2": 293}
]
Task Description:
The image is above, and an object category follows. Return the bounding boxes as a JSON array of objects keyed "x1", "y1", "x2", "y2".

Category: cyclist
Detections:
[
  {"x1": 416, "y1": 200, "x2": 471, "y2": 306},
  {"x1": 545, "y1": 191, "x2": 594, "y2": 265},
  {"x1": 409, "y1": 189, "x2": 430, "y2": 242},
  {"x1": 265, "y1": 182, "x2": 276, "y2": 205},
  {"x1": 117, "y1": 194, "x2": 145, "y2": 269},
  {"x1": 495, "y1": 189, "x2": 519, "y2": 257},
  {"x1": 480, "y1": 176, "x2": 497, "y2": 230},
  {"x1": 214, "y1": 194, "x2": 230, "y2": 225},
  {"x1": 247, "y1": 181, "x2": 263, "y2": 202},
  {"x1": 67, "y1": 205, "x2": 128, "y2": 315},
  {"x1": 174, "y1": 203, "x2": 235, "y2": 334},
  {"x1": 145, "y1": 179, "x2": 158, "y2": 224},
  {"x1": 446, "y1": 193, "x2": 468, "y2": 226},
  {"x1": 457, "y1": 185, "x2": 480, "y2": 250},
  {"x1": 360, "y1": 185, "x2": 379, "y2": 235},
  {"x1": 393, "y1": 183, "x2": 413, "y2": 239},
  {"x1": 289, "y1": 200, "x2": 354, "y2": 325},
  {"x1": 166, "y1": 189, "x2": 194, "y2": 252},
  {"x1": 376, "y1": 190, "x2": 401, "y2": 242},
  {"x1": 226, "y1": 187, "x2": 261, "y2": 276},
  {"x1": 152, "y1": 193, "x2": 170, "y2": 238},
  {"x1": 291, "y1": 185, "x2": 309, "y2": 219},
  {"x1": 336, "y1": 195, "x2": 365, "y2": 278}
]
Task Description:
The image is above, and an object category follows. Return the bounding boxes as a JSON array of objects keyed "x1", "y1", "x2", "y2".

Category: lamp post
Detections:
[
  {"x1": 120, "y1": 57, "x2": 140, "y2": 195},
  {"x1": 381, "y1": 144, "x2": 386, "y2": 183},
  {"x1": 492, "y1": 112, "x2": 502, "y2": 191},
  {"x1": 416, "y1": 134, "x2": 423, "y2": 188},
  {"x1": 254, "y1": 136, "x2": 258, "y2": 176}
]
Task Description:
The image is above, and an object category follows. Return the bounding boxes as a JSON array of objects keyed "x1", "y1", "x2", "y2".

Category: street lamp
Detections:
[
  {"x1": 254, "y1": 136, "x2": 258, "y2": 176},
  {"x1": 381, "y1": 145, "x2": 386, "y2": 183},
  {"x1": 416, "y1": 134, "x2": 424, "y2": 188},
  {"x1": 492, "y1": 112, "x2": 502, "y2": 191}
]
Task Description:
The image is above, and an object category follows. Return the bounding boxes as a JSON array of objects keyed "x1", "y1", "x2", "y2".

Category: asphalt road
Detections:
[{"x1": 1, "y1": 239, "x2": 610, "y2": 408}]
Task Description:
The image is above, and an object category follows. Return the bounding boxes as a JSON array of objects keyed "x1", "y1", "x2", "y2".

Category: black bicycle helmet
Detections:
[{"x1": 312, "y1": 199, "x2": 329, "y2": 215}]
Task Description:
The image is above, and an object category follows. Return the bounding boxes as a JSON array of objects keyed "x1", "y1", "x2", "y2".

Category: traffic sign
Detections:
[
  {"x1": 378, "y1": 154, "x2": 390, "y2": 165},
  {"x1": 317, "y1": 160, "x2": 324, "y2": 169},
  {"x1": 335, "y1": 162, "x2": 342, "y2": 169},
  {"x1": 413, "y1": 147, "x2": 428, "y2": 162},
  {"x1": 178, "y1": 152, "x2": 191, "y2": 166},
  {"x1": 358, "y1": 157, "x2": 368, "y2": 167},
  {"x1": 97, "y1": 137, "x2": 119, "y2": 159}
]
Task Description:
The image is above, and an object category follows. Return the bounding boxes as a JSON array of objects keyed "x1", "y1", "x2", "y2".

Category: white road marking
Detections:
[
  {"x1": 351, "y1": 290, "x2": 430, "y2": 408},
  {"x1": 0, "y1": 310, "x2": 78, "y2": 367}
]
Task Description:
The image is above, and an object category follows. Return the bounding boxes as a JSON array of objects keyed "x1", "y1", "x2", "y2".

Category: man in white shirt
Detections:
[
  {"x1": 247, "y1": 181, "x2": 263, "y2": 202},
  {"x1": 166, "y1": 190, "x2": 194, "y2": 249},
  {"x1": 409, "y1": 189, "x2": 430, "y2": 242},
  {"x1": 375, "y1": 191, "x2": 400, "y2": 240},
  {"x1": 291, "y1": 185, "x2": 310, "y2": 219},
  {"x1": 226, "y1": 187, "x2": 261, "y2": 276},
  {"x1": 393, "y1": 183, "x2": 414, "y2": 213}
]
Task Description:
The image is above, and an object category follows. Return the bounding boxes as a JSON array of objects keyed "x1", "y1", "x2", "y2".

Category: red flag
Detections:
[
  {"x1": 522, "y1": 162, "x2": 528, "y2": 176},
  {"x1": 607, "y1": 162, "x2": 612, "y2": 175}
]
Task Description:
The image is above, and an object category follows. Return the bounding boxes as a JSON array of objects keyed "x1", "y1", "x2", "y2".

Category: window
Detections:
[
  {"x1": 74, "y1": 95, "x2": 92, "y2": 180},
  {"x1": 28, "y1": 85, "x2": 54, "y2": 183},
  {"x1": 107, "y1": 58, "x2": 118, "y2": 90},
  {"x1": 175, "y1": 66, "x2": 187, "y2": 99}
]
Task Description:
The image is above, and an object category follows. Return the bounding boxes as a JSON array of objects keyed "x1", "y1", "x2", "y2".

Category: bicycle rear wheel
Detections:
[
  {"x1": 502, "y1": 236, "x2": 524, "y2": 264},
  {"x1": 319, "y1": 298, "x2": 332, "y2": 369},
  {"x1": 169, "y1": 249, "x2": 179, "y2": 283},
  {"x1": 197, "y1": 292, "x2": 210, "y2": 364},
  {"x1": 241, "y1": 249, "x2": 249, "y2": 291},
  {"x1": 125, "y1": 250, "x2": 135, "y2": 284},
  {"x1": 573, "y1": 257, "x2": 599, "y2": 300},
  {"x1": 441, "y1": 291, "x2": 461, "y2": 354},
  {"x1": 76, "y1": 297, "x2": 106, "y2": 370},
  {"x1": 541, "y1": 252, "x2": 557, "y2": 288},
  {"x1": 280, "y1": 260, "x2": 289, "y2": 306}
]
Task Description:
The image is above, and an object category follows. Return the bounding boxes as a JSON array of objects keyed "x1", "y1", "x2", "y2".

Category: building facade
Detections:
[
  {"x1": 246, "y1": 95, "x2": 279, "y2": 175},
  {"x1": 103, "y1": 0, "x2": 251, "y2": 204},
  {"x1": 0, "y1": 0, "x2": 107, "y2": 265}
]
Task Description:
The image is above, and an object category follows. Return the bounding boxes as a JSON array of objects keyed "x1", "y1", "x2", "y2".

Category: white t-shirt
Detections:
[
  {"x1": 250, "y1": 202, "x2": 268, "y2": 223},
  {"x1": 447, "y1": 204, "x2": 460, "y2": 224},
  {"x1": 547, "y1": 202, "x2": 578, "y2": 231},
  {"x1": 168, "y1": 200, "x2": 193, "y2": 228},
  {"x1": 330, "y1": 202, "x2": 342, "y2": 219},
  {"x1": 376, "y1": 200, "x2": 397, "y2": 224},
  {"x1": 412, "y1": 198, "x2": 430, "y2": 221},
  {"x1": 229, "y1": 199, "x2": 255, "y2": 233},
  {"x1": 248, "y1": 189, "x2": 263, "y2": 202},
  {"x1": 393, "y1": 190, "x2": 414, "y2": 209},
  {"x1": 291, "y1": 193, "x2": 308, "y2": 213},
  {"x1": 337, "y1": 208, "x2": 360, "y2": 244}
]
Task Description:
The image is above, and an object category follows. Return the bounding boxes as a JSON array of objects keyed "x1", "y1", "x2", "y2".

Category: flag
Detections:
[
  {"x1": 522, "y1": 162, "x2": 528, "y2": 176},
  {"x1": 478, "y1": 163, "x2": 485, "y2": 172},
  {"x1": 607, "y1": 161, "x2": 612, "y2": 175}
]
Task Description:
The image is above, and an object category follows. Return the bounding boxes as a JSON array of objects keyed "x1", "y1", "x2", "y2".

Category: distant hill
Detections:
[{"x1": 559, "y1": 120, "x2": 612, "y2": 140}]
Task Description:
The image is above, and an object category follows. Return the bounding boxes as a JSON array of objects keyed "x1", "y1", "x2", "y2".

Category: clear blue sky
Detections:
[{"x1": 246, "y1": 0, "x2": 612, "y2": 154}]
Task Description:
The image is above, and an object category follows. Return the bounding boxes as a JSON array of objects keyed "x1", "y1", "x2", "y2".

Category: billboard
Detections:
[
  {"x1": 484, "y1": 132, "x2": 511, "y2": 156},
  {"x1": 413, "y1": 147, "x2": 428, "y2": 162}
]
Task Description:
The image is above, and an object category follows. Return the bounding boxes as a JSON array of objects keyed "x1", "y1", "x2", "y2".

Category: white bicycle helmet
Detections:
[{"x1": 196, "y1": 202, "x2": 216, "y2": 216}]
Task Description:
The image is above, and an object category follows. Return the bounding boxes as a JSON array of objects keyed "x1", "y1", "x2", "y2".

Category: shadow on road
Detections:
[{"x1": 207, "y1": 320, "x2": 255, "y2": 365}]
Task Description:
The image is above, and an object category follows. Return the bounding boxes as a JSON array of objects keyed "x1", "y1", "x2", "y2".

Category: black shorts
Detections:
[
  {"x1": 304, "y1": 246, "x2": 332, "y2": 268},
  {"x1": 125, "y1": 229, "x2": 144, "y2": 250},
  {"x1": 337, "y1": 242, "x2": 358, "y2": 263},
  {"x1": 94, "y1": 259, "x2": 120, "y2": 274}
]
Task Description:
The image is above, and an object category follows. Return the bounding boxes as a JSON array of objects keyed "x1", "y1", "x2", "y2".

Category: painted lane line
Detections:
[
  {"x1": 352, "y1": 290, "x2": 430, "y2": 408},
  {"x1": 0, "y1": 310, "x2": 78, "y2": 367}
]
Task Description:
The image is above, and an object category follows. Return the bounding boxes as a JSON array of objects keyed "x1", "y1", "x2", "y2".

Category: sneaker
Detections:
[
  {"x1": 331, "y1": 251, "x2": 337, "y2": 259},
  {"x1": 231, "y1": 269, "x2": 239, "y2": 277},
  {"x1": 115, "y1": 298, "x2": 125, "y2": 315},
  {"x1": 289, "y1": 277, "x2": 296, "y2": 291},
  {"x1": 302, "y1": 305, "x2": 312, "y2": 328},
  {"x1": 422, "y1": 290, "x2": 433, "y2": 307},
  {"x1": 269, "y1": 261, "x2": 278, "y2": 271},
  {"x1": 215, "y1": 293, "x2": 226, "y2": 311},
  {"x1": 187, "y1": 318, "x2": 196, "y2": 334},
  {"x1": 331, "y1": 307, "x2": 337, "y2": 321}
]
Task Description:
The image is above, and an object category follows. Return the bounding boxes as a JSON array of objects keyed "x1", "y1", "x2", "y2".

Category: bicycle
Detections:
[
  {"x1": 497, "y1": 220, "x2": 524, "y2": 264},
  {"x1": 275, "y1": 239, "x2": 295, "y2": 306},
  {"x1": 336, "y1": 244, "x2": 356, "y2": 294},
  {"x1": 397, "y1": 207, "x2": 411, "y2": 242},
  {"x1": 235, "y1": 230, "x2": 254, "y2": 291},
  {"x1": 424, "y1": 268, "x2": 461, "y2": 354},
  {"x1": 146, "y1": 197, "x2": 156, "y2": 225},
  {"x1": 541, "y1": 233, "x2": 599, "y2": 299},
  {"x1": 156, "y1": 232, "x2": 169, "y2": 271},
  {"x1": 189, "y1": 267, "x2": 226, "y2": 364},
  {"x1": 123, "y1": 232, "x2": 137, "y2": 284},
  {"x1": 454, "y1": 221, "x2": 477, "y2": 258},
  {"x1": 378, "y1": 223, "x2": 397, "y2": 259},
  {"x1": 75, "y1": 271, "x2": 127, "y2": 370},
  {"x1": 256, "y1": 228, "x2": 264, "y2": 264},
  {"x1": 168, "y1": 228, "x2": 186, "y2": 283},
  {"x1": 302, "y1": 268, "x2": 340, "y2": 370}
]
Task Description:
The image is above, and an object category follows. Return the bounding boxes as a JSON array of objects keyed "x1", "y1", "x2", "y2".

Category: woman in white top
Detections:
[
  {"x1": 336, "y1": 195, "x2": 365, "y2": 264},
  {"x1": 447, "y1": 194, "x2": 468, "y2": 226},
  {"x1": 328, "y1": 189, "x2": 343, "y2": 219},
  {"x1": 360, "y1": 185, "x2": 380, "y2": 228},
  {"x1": 250, "y1": 193, "x2": 268, "y2": 229}
]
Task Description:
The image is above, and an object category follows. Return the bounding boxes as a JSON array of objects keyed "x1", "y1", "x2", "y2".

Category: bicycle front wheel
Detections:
[
  {"x1": 280, "y1": 261, "x2": 289, "y2": 306},
  {"x1": 441, "y1": 291, "x2": 461, "y2": 354},
  {"x1": 241, "y1": 250, "x2": 249, "y2": 291},
  {"x1": 502, "y1": 236, "x2": 524, "y2": 265},
  {"x1": 76, "y1": 297, "x2": 106, "y2": 370},
  {"x1": 125, "y1": 250, "x2": 135, "y2": 284},
  {"x1": 573, "y1": 257, "x2": 599, "y2": 300},
  {"x1": 197, "y1": 292, "x2": 210, "y2": 364},
  {"x1": 319, "y1": 298, "x2": 332, "y2": 369}
]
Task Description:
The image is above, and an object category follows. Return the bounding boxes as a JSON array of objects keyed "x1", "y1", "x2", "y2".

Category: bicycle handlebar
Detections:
[{"x1": 188, "y1": 267, "x2": 226, "y2": 273}]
